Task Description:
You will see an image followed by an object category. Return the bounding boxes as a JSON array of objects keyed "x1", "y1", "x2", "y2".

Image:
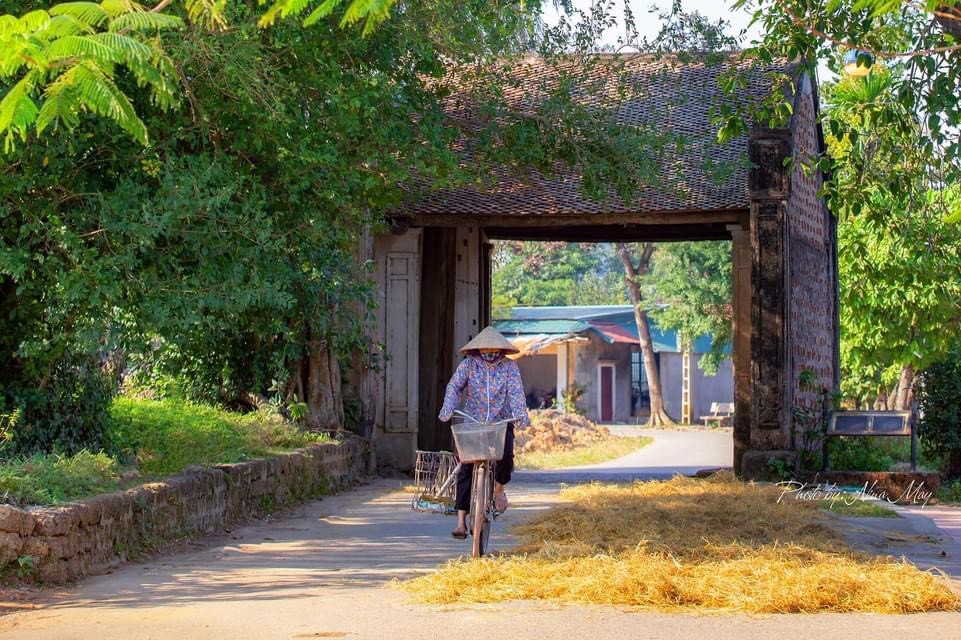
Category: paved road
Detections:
[
  {"x1": 516, "y1": 426, "x2": 732, "y2": 482},
  {"x1": 2, "y1": 430, "x2": 960, "y2": 640}
]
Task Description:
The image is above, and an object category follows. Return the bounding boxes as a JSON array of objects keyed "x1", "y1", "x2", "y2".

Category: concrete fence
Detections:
[{"x1": 0, "y1": 437, "x2": 368, "y2": 584}]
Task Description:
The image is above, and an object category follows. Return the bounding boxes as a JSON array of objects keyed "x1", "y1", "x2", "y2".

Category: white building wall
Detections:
[{"x1": 660, "y1": 352, "x2": 734, "y2": 425}]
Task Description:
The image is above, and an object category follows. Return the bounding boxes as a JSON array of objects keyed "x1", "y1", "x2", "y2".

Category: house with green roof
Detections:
[{"x1": 494, "y1": 305, "x2": 733, "y2": 424}]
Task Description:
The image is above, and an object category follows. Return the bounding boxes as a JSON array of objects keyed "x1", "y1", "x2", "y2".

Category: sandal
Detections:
[{"x1": 451, "y1": 529, "x2": 468, "y2": 539}]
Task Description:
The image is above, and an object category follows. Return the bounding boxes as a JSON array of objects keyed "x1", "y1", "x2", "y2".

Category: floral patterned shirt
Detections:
[{"x1": 438, "y1": 355, "x2": 531, "y2": 426}]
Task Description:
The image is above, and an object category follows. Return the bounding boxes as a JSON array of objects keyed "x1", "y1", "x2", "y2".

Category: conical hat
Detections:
[{"x1": 460, "y1": 326, "x2": 519, "y2": 354}]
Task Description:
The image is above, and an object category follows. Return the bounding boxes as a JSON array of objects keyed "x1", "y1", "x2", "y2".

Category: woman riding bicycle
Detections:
[{"x1": 438, "y1": 326, "x2": 530, "y2": 539}]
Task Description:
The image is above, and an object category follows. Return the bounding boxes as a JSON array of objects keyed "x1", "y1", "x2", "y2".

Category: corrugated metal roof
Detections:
[
  {"x1": 508, "y1": 305, "x2": 633, "y2": 320},
  {"x1": 586, "y1": 314, "x2": 678, "y2": 352},
  {"x1": 495, "y1": 306, "x2": 730, "y2": 354},
  {"x1": 494, "y1": 318, "x2": 589, "y2": 335}
]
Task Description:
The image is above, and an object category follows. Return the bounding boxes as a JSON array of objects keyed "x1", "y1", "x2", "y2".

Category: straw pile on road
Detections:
[
  {"x1": 515, "y1": 410, "x2": 610, "y2": 453},
  {"x1": 400, "y1": 473, "x2": 960, "y2": 613}
]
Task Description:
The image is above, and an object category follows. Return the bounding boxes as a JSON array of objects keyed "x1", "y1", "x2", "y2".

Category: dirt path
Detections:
[{"x1": 1, "y1": 432, "x2": 960, "y2": 639}]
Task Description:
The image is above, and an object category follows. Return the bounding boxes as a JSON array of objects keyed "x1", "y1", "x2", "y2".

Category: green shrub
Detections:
[
  {"x1": 918, "y1": 348, "x2": 961, "y2": 478},
  {"x1": 827, "y1": 435, "x2": 940, "y2": 472},
  {"x1": 0, "y1": 450, "x2": 121, "y2": 506},
  {"x1": 828, "y1": 436, "x2": 897, "y2": 471},
  {"x1": 108, "y1": 397, "x2": 327, "y2": 475},
  {"x1": 5, "y1": 355, "x2": 115, "y2": 457},
  {"x1": 939, "y1": 480, "x2": 961, "y2": 504}
]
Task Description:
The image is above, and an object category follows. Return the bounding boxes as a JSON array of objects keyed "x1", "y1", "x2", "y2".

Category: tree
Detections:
[
  {"x1": 642, "y1": 240, "x2": 732, "y2": 376},
  {"x1": 617, "y1": 242, "x2": 675, "y2": 427},
  {"x1": 823, "y1": 67, "x2": 961, "y2": 409},
  {"x1": 724, "y1": 0, "x2": 961, "y2": 222},
  {"x1": 4, "y1": 1, "x2": 694, "y2": 443},
  {"x1": 491, "y1": 241, "x2": 626, "y2": 315}
]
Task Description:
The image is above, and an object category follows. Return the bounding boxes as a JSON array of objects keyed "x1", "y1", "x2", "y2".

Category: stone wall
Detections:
[
  {"x1": 787, "y1": 72, "x2": 838, "y2": 408},
  {"x1": 0, "y1": 437, "x2": 368, "y2": 584},
  {"x1": 798, "y1": 470, "x2": 942, "y2": 504}
]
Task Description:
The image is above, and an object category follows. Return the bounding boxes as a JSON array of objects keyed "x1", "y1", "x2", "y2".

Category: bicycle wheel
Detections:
[
  {"x1": 478, "y1": 466, "x2": 493, "y2": 554},
  {"x1": 470, "y1": 462, "x2": 489, "y2": 558}
]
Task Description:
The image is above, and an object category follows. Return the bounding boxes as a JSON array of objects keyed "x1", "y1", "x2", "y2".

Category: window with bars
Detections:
[{"x1": 631, "y1": 349, "x2": 651, "y2": 414}]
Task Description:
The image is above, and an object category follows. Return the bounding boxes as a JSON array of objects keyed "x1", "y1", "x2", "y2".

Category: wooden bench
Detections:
[
  {"x1": 700, "y1": 402, "x2": 734, "y2": 427},
  {"x1": 821, "y1": 408, "x2": 918, "y2": 471}
]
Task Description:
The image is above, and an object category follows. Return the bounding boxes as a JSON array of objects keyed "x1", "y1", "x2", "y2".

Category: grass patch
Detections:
[
  {"x1": 818, "y1": 499, "x2": 899, "y2": 518},
  {"x1": 0, "y1": 398, "x2": 334, "y2": 506},
  {"x1": 109, "y1": 397, "x2": 331, "y2": 475},
  {"x1": 0, "y1": 450, "x2": 124, "y2": 506},
  {"x1": 400, "y1": 473, "x2": 959, "y2": 613},
  {"x1": 516, "y1": 436, "x2": 653, "y2": 470}
]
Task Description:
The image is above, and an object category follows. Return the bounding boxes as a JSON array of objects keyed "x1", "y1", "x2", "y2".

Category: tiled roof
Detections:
[{"x1": 407, "y1": 54, "x2": 799, "y2": 218}]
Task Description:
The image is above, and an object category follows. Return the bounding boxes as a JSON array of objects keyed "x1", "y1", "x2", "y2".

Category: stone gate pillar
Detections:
[{"x1": 740, "y1": 128, "x2": 796, "y2": 478}]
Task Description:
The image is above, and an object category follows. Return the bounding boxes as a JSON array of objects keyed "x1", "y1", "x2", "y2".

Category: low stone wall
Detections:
[
  {"x1": 0, "y1": 437, "x2": 368, "y2": 584},
  {"x1": 798, "y1": 470, "x2": 942, "y2": 504}
]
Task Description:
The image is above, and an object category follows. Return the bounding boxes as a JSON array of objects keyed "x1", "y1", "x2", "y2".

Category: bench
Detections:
[
  {"x1": 700, "y1": 402, "x2": 734, "y2": 427},
  {"x1": 821, "y1": 407, "x2": 918, "y2": 471}
]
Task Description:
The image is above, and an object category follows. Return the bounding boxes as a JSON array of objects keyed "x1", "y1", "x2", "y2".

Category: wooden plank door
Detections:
[
  {"x1": 384, "y1": 250, "x2": 419, "y2": 433},
  {"x1": 599, "y1": 364, "x2": 614, "y2": 422}
]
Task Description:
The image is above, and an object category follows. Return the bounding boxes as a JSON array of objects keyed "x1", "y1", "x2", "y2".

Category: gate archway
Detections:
[{"x1": 364, "y1": 55, "x2": 839, "y2": 478}]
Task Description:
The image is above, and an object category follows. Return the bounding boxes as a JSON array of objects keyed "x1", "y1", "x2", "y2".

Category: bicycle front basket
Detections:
[{"x1": 451, "y1": 420, "x2": 508, "y2": 463}]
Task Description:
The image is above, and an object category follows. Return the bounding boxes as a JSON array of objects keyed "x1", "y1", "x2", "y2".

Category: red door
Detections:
[{"x1": 600, "y1": 365, "x2": 614, "y2": 422}]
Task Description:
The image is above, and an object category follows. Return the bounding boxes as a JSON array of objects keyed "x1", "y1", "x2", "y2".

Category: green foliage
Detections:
[
  {"x1": 492, "y1": 241, "x2": 627, "y2": 313},
  {"x1": 818, "y1": 499, "x2": 898, "y2": 518},
  {"x1": 556, "y1": 383, "x2": 586, "y2": 416},
  {"x1": 16, "y1": 554, "x2": 37, "y2": 578},
  {"x1": 939, "y1": 479, "x2": 961, "y2": 504},
  {"x1": 917, "y1": 347, "x2": 961, "y2": 477},
  {"x1": 826, "y1": 435, "x2": 940, "y2": 472},
  {"x1": 821, "y1": 66, "x2": 961, "y2": 404},
  {"x1": 765, "y1": 455, "x2": 792, "y2": 481},
  {"x1": 5, "y1": 354, "x2": 114, "y2": 456},
  {"x1": 728, "y1": 0, "x2": 961, "y2": 197},
  {"x1": 642, "y1": 241, "x2": 731, "y2": 375},
  {"x1": 0, "y1": 395, "x2": 333, "y2": 506},
  {"x1": 260, "y1": 0, "x2": 395, "y2": 35},
  {"x1": 0, "y1": 449, "x2": 120, "y2": 505},
  {"x1": 0, "y1": 1, "x2": 182, "y2": 150},
  {"x1": 827, "y1": 437, "x2": 899, "y2": 472},
  {"x1": 108, "y1": 397, "x2": 328, "y2": 474},
  {"x1": 2, "y1": 1, "x2": 733, "y2": 444},
  {"x1": 791, "y1": 369, "x2": 839, "y2": 471}
]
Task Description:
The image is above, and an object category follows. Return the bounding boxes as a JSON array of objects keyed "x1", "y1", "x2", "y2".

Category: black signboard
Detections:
[{"x1": 827, "y1": 411, "x2": 911, "y2": 436}]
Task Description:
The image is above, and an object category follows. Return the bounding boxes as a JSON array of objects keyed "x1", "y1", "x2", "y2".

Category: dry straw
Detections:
[{"x1": 400, "y1": 473, "x2": 960, "y2": 613}]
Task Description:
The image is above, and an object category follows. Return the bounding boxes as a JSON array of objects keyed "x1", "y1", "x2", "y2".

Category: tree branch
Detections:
[
  {"x1": 772, "y1": 0, "x2": 961, "y2": 59},
  {"x1": 151, "y1": 0, "x2": 176, "y2": 13}
]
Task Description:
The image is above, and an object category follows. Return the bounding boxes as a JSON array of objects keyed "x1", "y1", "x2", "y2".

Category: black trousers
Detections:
[{"x1": 454, "y1": 423, "x2": 515, "y2": 512}]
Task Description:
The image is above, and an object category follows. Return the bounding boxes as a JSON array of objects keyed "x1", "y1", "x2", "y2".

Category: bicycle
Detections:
[
  {"x1": 410, "y1": 412, "x2": 511, "y2": 558},
  {"x1": 451, "y1": 412, "x2": 511, "y2": 558}
]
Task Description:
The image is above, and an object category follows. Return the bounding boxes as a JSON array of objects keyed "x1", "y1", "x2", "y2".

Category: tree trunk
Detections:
[
  {"x1": 874, "y1": 392, "x2": 888, "y2": 411},
  {"x1": 894, "y1": 364, "x2": 915, "y2": 411},
  {"x1": 617, "y1": 242, "x2": 676, "y2": 427},
  {"x1": 288, "y1": 333, "x2": 345, "y2": 431}
]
